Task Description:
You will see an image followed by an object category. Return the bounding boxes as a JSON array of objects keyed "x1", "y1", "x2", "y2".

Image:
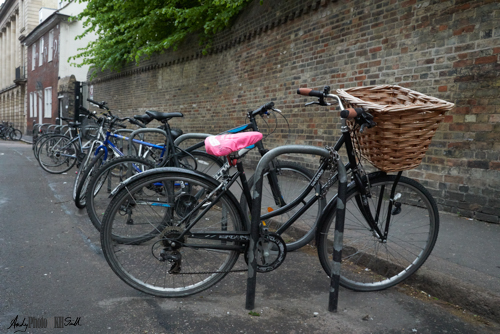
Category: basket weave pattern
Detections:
[{"x1": 336, "y1": 85, "x2": 455, "y2": 172}]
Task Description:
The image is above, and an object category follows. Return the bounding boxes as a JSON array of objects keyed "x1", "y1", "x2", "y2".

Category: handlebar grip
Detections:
[
  {"x1": 87, "y1": 98, "x2": 100, "y2": 106},
  {"x1": 115, "y1": 123, "x2": 127, "y2": 129},
  {"x1": 340, "y1": 108, "x2": 364, "y2": 119},
  {"x1": 297, "y1": 88, "x2": 324, "y2": 98},
  {"x1": 263, "y1": 101, "x2": 275, "y2": 110}
]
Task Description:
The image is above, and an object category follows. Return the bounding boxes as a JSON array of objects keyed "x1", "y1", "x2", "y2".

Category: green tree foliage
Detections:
[{"x1": 70, "y1": 0, "x2": 253, "y2": 74}]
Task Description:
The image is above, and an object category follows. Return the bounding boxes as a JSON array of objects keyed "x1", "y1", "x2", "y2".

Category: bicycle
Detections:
[
  {"x1": 98, "y1": 87, "x2": 439, "y2": 301},
  {"x1": 0, "y1": 122, "x2": 22, "y2": 141}
]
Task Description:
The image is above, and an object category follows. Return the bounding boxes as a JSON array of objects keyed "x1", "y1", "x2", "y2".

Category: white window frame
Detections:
[
  {"x1": 30, "y1": 93, "x2": 34, "y2": 117},
  {"x1": 39, "y1": 38, "x2": 44, "y2": 66},
  {"x1": 32, "y1": 45, "x2": 36, "y2": 71},
  {"x1": 38, "y1": 91, "x2": 43, "y2": 119},
  {"x1": 48, "y1": 30, "x2": 54, "y2": 62},
  {"x1": 44, "y1": 87, "x2": 52, "y2": 118},
  {"x1": 33, "y1": 92, "x2": 38, "y2": 118}
]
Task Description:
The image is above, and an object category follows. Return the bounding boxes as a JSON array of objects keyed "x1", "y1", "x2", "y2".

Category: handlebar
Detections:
[
  {"x1": 87, "y1": 98, "x2": 110, "y2": 111},
  {"x1": 298, "y1": 87, "x2": 377, "y2": 133},
  {"x1": 297, "y1": 88, "x2": 324, "y2": 98},
  {"x1": 249, "y1": 102, "x2": 275, "y2": 117}
]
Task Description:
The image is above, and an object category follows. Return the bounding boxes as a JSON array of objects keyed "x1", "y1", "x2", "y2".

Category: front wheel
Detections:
[
  {"x1": 316, "y1": 174, "x2": 439, "y2": 291},
  {"x1": 74, "y1": 150, "x2": 106, "y2": 209},
  {"x1": 9, "y1": 129, "x2": 22, "y2": 141}
]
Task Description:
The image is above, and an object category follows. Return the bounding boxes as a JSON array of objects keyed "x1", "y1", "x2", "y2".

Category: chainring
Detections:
[{"x1": 245, "y1": 232, "x2": 287, "y2": 273}]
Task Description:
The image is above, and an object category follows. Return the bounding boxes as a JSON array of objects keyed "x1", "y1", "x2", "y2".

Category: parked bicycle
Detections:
[
  {"x1": 0, "y1": 122, "x2": 22, "y2": 141},
  {"x1": 97, "y1": 87, "x2": 439, "y2": 299}
]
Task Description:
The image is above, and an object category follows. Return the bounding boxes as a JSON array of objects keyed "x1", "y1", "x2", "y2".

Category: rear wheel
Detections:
[
  {"x1": 100, "y1": 171, "x2": 245, "y2": 297},
  {"x1": 317, "y1": 174, "x2": 439, "y2": 291}
]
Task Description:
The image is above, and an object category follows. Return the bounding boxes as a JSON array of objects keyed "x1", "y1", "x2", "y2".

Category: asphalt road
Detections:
[{"x1": 0, "y1": 141, "x2": 497, "y2": 334}]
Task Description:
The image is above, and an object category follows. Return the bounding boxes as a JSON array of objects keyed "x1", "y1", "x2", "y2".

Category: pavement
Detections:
[{"x1": 15, "y1": 135, "x2": 500, "y2": 326}]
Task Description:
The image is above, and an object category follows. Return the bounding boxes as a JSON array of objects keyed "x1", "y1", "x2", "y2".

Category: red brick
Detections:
[
  {"x1": 444, "y1": 115, "x2": 453, "y2": 123},
  {"x1": 449, "y1": 124, "x2": 468, "y2": 131},
  {"x1": 401, "y1": 47, "x2": 408, "y2": 54},
  {"x1": 439, "y1": 25, "x2": 448, "y2": 31},
  {"x1": 453, "y1": 25, "x2": 475, "y2": 36},
  {"x1": 490, "y1": 162, "x2": 500, "y2": 171},
  {"x1": 494, "y1": 47, "x2": 500, "y2": 54},
  {"x1": 454, "y1": 106, "x2": 470, "y2": 114},
  {"x1": 474, "y1": 56, "x2": 498, "y2": 64},
  {"x1": 438, "y1": 86, "x2": 447, "y2": 92},
  {"x1": 472, "y1": 106, "x2": 492, "y2": 114},
  {"x1": 470, "y1": 124, "x2": 493, "y2": 131},
  {"x1": 369, "y1": 46, "x2": 382, "y2": 53},
  {"x1": 453, "y1": 59, "x2": 473, "y2": 68}
]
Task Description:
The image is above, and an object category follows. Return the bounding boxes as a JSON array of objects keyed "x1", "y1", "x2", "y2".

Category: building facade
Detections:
[
  {"x1": 24, "y1": 14, "x2": 60, "y2": 131},
  {"x1": 0, "y1": 0, "x2": 58, "y2": 133},
  {"x1": 22, "y1": 0, "x2": 95, "y2": 132}
]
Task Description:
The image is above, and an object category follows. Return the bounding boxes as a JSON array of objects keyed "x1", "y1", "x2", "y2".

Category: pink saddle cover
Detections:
[{"x1": 205, "y1": 132, "x2": 263, "y2": 157}]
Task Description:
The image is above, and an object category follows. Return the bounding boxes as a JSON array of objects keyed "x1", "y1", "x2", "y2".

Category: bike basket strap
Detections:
[{"x1": 205, "y1": 132, "x2": 263, "y2": 157}]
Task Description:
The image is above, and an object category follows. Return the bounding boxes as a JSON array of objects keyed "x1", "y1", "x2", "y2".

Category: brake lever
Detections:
[{"x1": 272, "y1": 108, "x2": 282, "y2": 113}]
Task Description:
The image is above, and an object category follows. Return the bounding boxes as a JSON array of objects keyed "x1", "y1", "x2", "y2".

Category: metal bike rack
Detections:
[
  {"x1": 245, "y1": 145, "x2": 347, "y2": 312},
  {"x1": 174, "y1": 133, "x2": 211, "y2": 146},
  {"x1": 126, "y1": 128, "x2": 168, "y2": 156}
]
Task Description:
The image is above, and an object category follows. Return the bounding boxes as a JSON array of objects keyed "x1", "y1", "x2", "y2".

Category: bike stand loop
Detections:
[{"x1": 245, "y1": 145, "x2": 347, "y2": 312}]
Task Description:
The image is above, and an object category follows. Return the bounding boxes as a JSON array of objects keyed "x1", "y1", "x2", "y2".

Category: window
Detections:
[
  {"x1": 30, "y1": 93, "x2": 34, "y2": 117},
  {"x1": 44, "y1": 87, "x2": 52, "y2": 118},
  {"x1": 32, "y1": 45, "x2": 36, "y2": 71},
  {"x1": 39, "y1": 38, "x2": 44, "y2": 66},
  {"x1": 38, "y1": 92, "x2": 43, "y2": 119},
  {"x1": 33, "y1": 92, "x2": 37, "y2": 118},
  {"x1": 48, "y1": 30, "x2": 54, "y2": 62}
]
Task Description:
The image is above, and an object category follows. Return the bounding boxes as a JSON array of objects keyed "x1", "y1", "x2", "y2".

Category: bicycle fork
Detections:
[{"x1": 356, "y1": 171, "x2": 403, "y2": 242}]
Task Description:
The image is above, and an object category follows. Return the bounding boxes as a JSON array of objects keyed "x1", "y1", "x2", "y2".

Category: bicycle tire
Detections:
[
  {"x1": 179, "y1": 150, "x2": 224, "y2": 176},
  {"x1": 9, "y1": 129, "x2": 22, "y2": 141},
  {"x1": 74, "y1": 150, "x2": 106, "y2": 209},
  {"x1": 34, "y1": 133, "x2": 63, "y2": 159},
  {"x1": 86, "y1": 155, "x2": 156, "y2": 231},
  {"x1": 316, "y1": 174, "x2": 439, "y2": 291},
  {"x1": 72, "y1": 141, "x2": 99, "y2": 201},
  {"x1": 240, "y1": 161, "x2": 325, "y2": 251},
  {"x1": 37, "y1": 135, "x2": 78, "y2": 174},
  {"x1": 100, "y1": 170, "x2": 245, "y2": 297}
]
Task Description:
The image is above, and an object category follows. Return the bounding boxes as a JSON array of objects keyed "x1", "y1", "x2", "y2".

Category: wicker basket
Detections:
[{"x1": 336, "y1": 85, "x2": 454, "y2": 172}]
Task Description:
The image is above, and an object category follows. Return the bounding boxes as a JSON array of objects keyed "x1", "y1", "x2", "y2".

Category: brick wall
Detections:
[{"x1": 89, "y1": 0, "x2": 500, "y2": 223}]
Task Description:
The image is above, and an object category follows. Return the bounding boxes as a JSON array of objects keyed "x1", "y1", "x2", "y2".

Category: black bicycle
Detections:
[
  {"x1": 97, "y1": 88, "x2": 439, "y2": 298},
  {"x1": 0, "y1": 122, "x2": 22, "y2": 141}
]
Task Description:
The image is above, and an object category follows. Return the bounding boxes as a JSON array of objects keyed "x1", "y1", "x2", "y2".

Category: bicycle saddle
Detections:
[
  {"x1": 145, "y1": 110, "x2": 183, "y2": 122},
  {"x1": 205, "y1": 132, "x2": 263, "y2": 157},
  {"x1": 134, "y1": 114, "x2": 154, "y2": 125}
]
